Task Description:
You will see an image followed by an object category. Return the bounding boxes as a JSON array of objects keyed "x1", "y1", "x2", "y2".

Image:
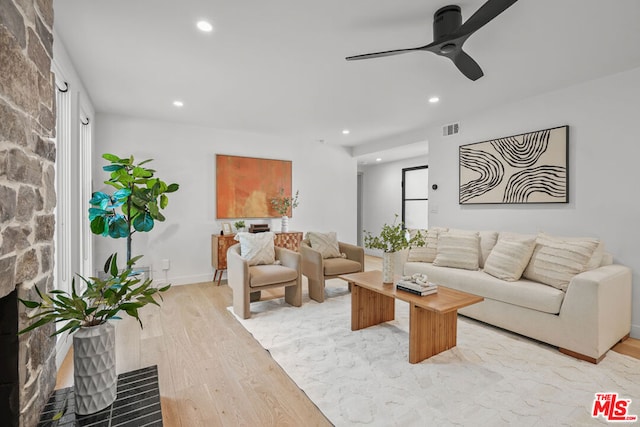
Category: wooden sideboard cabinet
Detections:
[
  {"x1": 274, "y1": 231, "x2": 303, "y2": 251},
  {"x1": 211, "y1": 234, "x2": 237, "y2": 285},
  {"x1": 211, "y1": 231, "x2": 304, "y2": 285}
]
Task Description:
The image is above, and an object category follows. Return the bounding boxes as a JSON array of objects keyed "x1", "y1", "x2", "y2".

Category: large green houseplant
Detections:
[
  {"x1": 89, "y1": 153, "x2": 179, "y2": 263},
  {"x1": 19, "y1": 253, "x2": 169, "y2": 336},
  {"x1": 19, "y1": 253, "x2": 169, "y2": 414},
  {"x1": 364, "y1": 215, "x2": 424, "y2": 283}
]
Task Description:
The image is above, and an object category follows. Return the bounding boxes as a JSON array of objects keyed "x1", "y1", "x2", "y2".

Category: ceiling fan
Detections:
[{"x1": 345, "y1": 0, "x2": 519, "y2": 81}]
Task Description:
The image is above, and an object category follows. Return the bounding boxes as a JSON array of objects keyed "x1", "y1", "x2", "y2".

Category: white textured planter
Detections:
[
  {"x1": 73, "y1": 322, "x2": 117, "y2": 415},
  {"x1": 281, "y1": 215, "x2": 289, "y2": 232},
  {"x1": 382, "y1": 252, "x2": 395, "y2": 284}
]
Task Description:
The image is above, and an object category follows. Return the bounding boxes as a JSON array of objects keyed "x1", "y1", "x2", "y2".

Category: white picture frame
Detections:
[{"x1": 222, "y1": 223, "x2": 233, "y2": 235}]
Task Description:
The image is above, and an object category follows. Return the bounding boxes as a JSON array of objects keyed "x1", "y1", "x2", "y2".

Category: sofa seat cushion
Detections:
[
  {"x1": 249, "y1": 265, "x2": 298, "y2": 288},
  {"x1": 404, "y1": 262, "x2": 565, "y2": 314},
  {"x1": 324, "y1": 258, "x2": 361, "y2": 276}
]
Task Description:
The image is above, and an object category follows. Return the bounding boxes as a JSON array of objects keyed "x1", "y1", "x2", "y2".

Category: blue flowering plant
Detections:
[{"x1": 89, "y1": 153, "x2": 179, "y2": 262}]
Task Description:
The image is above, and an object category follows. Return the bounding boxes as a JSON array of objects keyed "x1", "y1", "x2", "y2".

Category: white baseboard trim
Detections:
[
  {"x1": 154, "y1": 272, "x2": 217, "y2": 287},
  {"x1": 631, "y1": 323, "x2": 640, "y2": 340}
]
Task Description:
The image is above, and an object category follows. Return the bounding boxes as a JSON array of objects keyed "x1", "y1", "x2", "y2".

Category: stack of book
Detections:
[{"x1": 396, "y1": 280, "x2": 438, "y2": 296}]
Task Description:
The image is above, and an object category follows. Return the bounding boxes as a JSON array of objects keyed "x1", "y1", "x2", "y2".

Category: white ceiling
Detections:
[{"x1": 53, "y1": 0, "x2": 640, "y2": 164}]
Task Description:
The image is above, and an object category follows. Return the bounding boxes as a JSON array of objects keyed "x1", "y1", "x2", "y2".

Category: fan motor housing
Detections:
[{"x1": 433, "y1": 5, "x2": 462, "y2": 40}]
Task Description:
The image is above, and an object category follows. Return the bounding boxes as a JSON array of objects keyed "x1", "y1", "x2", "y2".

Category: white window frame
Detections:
[
  {"x1": 78, "y1": 102, "x2": 93, "y2": 282},
  {"x1": 402, "y1": 165, "x2": 429, "y2": 229}
]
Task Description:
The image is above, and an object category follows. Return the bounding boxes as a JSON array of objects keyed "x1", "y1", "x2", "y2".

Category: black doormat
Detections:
[{"x1": 38, "y1": 365, "x2": 162, "y2": 426}]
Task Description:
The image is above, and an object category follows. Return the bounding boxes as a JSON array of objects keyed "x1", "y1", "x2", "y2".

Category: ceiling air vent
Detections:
[{"x1": 442, "y1": 122, "x2": 459, "y2": 136}]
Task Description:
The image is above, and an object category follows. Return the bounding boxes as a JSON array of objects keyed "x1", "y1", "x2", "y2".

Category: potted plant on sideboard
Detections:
[
  {"x1": 19, "y1": 254, "x2": 169, "y2": 415},
  {"x1": 364, "y1": 215, "x2": 424, "y2": 283},
  {"x1": 234, "y1": 220, "x2": 246, "y2": 233}
]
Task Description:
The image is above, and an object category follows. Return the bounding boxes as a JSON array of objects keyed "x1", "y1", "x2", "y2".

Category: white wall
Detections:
[
  {"x1": 93, "y1": 114, "x2": 358, "y2": 285},
  {"x1": 360, "y1": 155, "x2": 429, "y2": 256},
  {"x1": 92, "y1": 67, "x2": 640, "y2": 336},
  {"x1": 425, "y1": 67, "x2": 640, "y2": 338}
]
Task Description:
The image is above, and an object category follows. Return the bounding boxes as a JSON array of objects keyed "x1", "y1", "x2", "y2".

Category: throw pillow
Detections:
[
  {"x1": 448, "y1": 228, "x2": 490, "y2": 267},
  {"x1": 235, "y1": 232, "x2": 276, "y2": 266},
  {"x1": 523, "y1": 236, "x2": 598, "y2": 291},
  {"x1": 407, "y1": 227, "x2": 447, "y2": 263},
  {"x1": 308, "y1": 231, "x2": 341, "y2": 259},
  {"x1": 433, "y1": 231, "x2": 480, "y2": 270},
  {"x1": 483, "y1": 237, "x2": 536, "y2": 281},
  {"x1": 538, "y1": 233, "x2": 604, "y2": 270}
]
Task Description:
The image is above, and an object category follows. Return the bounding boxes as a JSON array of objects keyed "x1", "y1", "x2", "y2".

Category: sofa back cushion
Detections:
[
  {"x1": 498, "y1": 231, "x2": 537, "y2": 241},
  {"x1": 483, "y1": 236, "x2": 536, "y2": 281},
  {"x1": 433, "y1": 231, "x2": 480, "y2": 270},
  {"x1": 478, "y1": 231, "x2": 498, "y2": 268},
  {"x1": 523, "y1": 236, "x2": 598, "y2": 291}
]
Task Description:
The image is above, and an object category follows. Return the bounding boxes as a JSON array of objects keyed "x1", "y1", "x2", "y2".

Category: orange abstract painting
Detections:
[{"x1": 216, "y1": 155, "x2": 292, "y2": 219}]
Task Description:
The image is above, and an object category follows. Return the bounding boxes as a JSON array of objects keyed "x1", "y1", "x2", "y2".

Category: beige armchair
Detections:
[
  {"x1": 227, "y1": 244, "x2": 302, "y2": 319},
  {"x1": 301, "y1": 239, "x2": 364, "y2": 303}
]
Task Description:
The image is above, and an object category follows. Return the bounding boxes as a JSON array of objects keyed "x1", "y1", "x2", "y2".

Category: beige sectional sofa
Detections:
[{"x1": 398, "y1": 229, "x2": 632, "y2": 363}]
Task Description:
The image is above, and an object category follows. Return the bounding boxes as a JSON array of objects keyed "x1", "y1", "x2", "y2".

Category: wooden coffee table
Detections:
[{"x1": 339, "y1": 270, "x2": 484, "y2": 363}]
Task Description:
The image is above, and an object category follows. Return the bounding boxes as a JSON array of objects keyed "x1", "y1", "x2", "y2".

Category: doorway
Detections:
[{"x1": 402, "y1": 166, "x2": 428, "y2": 229}]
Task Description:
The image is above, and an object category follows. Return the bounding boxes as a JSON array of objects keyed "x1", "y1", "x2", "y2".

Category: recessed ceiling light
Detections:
[
  {"x1": 429, "y1": 96, "x2": 440, "y2": 103},
  {"x1": 197, "y1": 20, "x2": 213, "y2": 32},
  {"x1": 376, "y1": 158, "x2": 382, "y2": 162},
  {"x1": 173, "y1": 100, "x2": 184, "y2": 107},
  {"x1": 342, "y1": 129, "x2": 350, "y2": 135}
]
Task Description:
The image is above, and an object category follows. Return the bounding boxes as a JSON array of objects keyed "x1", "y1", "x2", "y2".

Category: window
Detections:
[
  {"x1": 402, "y1": 166, "x2": 428, "y2": 229},
  {"x1": 54, "y1": 80, "x2": 71, "y2": 293},
  {"x1": 78, "y1": 109, "x2": 93, "y2": 280}
]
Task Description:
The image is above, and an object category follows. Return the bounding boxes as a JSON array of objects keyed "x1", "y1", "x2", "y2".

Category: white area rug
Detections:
[{"x1": 230, "y1": 287, "x2": 640, "y2": 426}]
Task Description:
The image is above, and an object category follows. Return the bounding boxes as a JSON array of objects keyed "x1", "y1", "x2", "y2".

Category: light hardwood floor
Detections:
[{"x1": 55, "y1": 255, "x2": 639, "y2": 425}]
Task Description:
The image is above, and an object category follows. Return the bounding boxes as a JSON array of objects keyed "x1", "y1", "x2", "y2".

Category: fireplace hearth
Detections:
[{"x1": 0, "y1": 290, "x2": 19, "y2": 426}]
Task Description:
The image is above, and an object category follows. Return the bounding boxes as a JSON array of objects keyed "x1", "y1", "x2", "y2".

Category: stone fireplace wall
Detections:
[{"x1": 0, "y1": 0, "x2": 57, "y2": 426}]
